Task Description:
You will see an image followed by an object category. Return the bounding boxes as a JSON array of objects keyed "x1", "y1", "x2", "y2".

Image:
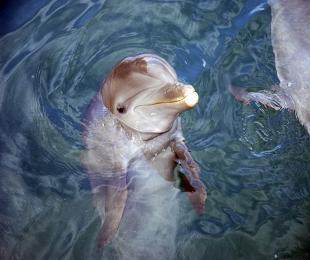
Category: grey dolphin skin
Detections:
[
  {"x1": 81, "y1": 54, "x2": 207, "y2": 248},
  {"x1": 230, "y1": 0, "x2": 310, "y2": 135}
]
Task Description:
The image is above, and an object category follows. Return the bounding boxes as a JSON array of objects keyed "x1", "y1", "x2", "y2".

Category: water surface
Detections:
[{"x1": 1, "y1": 0, "x2": 310, "y2": 259}]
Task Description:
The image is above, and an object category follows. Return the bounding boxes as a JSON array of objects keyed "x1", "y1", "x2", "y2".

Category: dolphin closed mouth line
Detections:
[{"x1": 135, "y1": 90, "x2": 197, "y2": 108}]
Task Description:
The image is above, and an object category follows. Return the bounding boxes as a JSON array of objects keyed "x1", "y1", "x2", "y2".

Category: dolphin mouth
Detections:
[{"x1": 135, "y1": 89, "x2": 199, "y2": 109}]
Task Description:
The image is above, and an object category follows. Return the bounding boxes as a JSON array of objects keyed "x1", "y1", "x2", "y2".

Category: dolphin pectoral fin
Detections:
[
  {"x1": 171, "y1": 140, "x2": 207, "y2": 215},
  {"x1": 97, "y1": 186, "x2": 128, "y2": 247},
  {"x1": 187, "y1": 181, "x2": 207, "y2": 215},
  {"x1": 176, "y1": 171, "x2": 196, "y2": 192},
  {"x1": 176, "y1": 170, "x2": 206, "y2": 215},
  {"x1": 229, "y1": 85, "x2": 294, "y2": 110},
  {"x1": 88, "y1": 173, "x2": 128, "y2": 248}
]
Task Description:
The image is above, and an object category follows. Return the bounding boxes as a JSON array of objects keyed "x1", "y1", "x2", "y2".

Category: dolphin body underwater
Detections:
[
  {"x1": 81, "y1": 54, "x2": 207, "y2": 254},
  {"x1": 230, "y1": 0, "x2": 310, "y2": 135}
]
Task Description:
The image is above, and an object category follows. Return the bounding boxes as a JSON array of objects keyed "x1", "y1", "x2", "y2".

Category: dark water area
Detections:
[{"x1": 1, "y1": 0, "x2": 310, "y2": 259}]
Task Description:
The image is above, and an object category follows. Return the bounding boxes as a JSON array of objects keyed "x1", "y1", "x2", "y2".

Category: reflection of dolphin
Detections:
[
  {"x1": 81, "y1": 54, "x2": 206, "y2": 249},
  {"x1": 230, "y1": 0, "x2": 310, "y2": 135}
]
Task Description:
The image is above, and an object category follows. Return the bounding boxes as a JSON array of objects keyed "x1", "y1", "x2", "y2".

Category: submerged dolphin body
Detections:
[
  {"x1": 81, "y1": 54, "x2": 206, "y2": 252},
  {"x1": 230, "y1": 0, "x2": 310, "y2": 135}
]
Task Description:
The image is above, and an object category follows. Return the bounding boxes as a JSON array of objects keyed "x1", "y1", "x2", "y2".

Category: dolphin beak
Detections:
[
  {"x1": 182, "y1": 84, "x2": 199, "y2": 107},
  {"x1": 132, "y1": 82, "x2": 199, "y2": 112}
]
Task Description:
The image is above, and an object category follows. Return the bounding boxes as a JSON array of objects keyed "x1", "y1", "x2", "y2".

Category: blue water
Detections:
[{"x1": 1, "y1": 0, "x2": 310, "y2": 259}]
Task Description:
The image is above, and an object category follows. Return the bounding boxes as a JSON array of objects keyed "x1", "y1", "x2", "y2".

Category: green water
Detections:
[{"x1": 0, "y1": 0, "x2": 310, "y2": 259}]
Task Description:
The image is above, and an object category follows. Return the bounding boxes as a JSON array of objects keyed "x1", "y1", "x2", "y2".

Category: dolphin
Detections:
[
  {"x1": 81, "y1": 54, "x2": 207, "y2": 247},
  {"x1": 230, "y1": 0, "x2": 310, "y2": 135}
]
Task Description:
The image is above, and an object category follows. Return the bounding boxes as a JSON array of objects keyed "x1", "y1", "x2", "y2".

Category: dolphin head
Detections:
[{"x1": 101, "y1": 54, "x2": 199, "y2": 135}]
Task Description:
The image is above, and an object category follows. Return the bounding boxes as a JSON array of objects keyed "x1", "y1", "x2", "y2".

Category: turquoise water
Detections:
[{"x1": 1, "y1": 0, "x2": 310, "y2": 259}]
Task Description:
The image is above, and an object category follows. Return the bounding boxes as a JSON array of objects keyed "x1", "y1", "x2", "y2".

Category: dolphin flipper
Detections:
[
  {"x1": 170, "y1": 140, "x2": 207, "y2": 215},
  {"x1": 97, "y1": 186, "x2": 128, "y2": 247},
  {"x1": 88, "y1": 172, "x2": 128, "y2": 247},
  {"x1": 81, "y1": 147, "x2": 128, "y2": 247},
  {"x1": 229, "y1": 85, "x2": 294, "y2": 110}
]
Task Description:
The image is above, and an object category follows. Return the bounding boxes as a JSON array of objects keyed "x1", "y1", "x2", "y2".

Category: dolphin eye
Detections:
[{"x1": 117, "y1": 105, "x2": 126, "y2": 114}]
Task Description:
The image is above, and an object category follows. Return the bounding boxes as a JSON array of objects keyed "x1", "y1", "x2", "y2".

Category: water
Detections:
[{"x1": 1, "y1": 0, "x2": 310, "y2": 259}]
